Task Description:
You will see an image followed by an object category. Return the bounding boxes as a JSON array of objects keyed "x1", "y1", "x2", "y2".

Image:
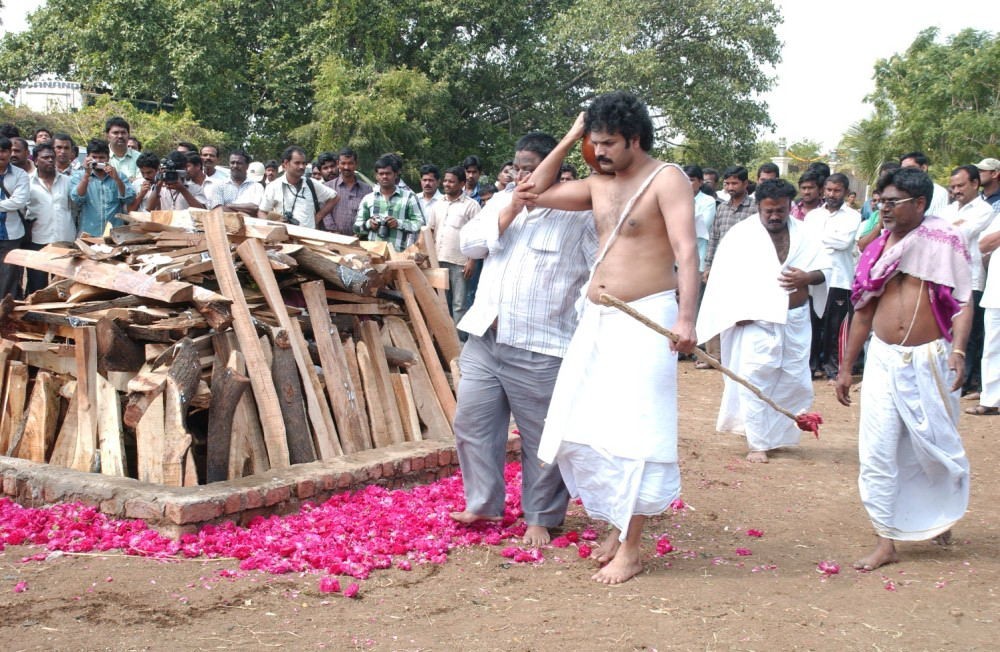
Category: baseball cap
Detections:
[
  {"x1": 247, "y1": 161, "x2": 265, "y2": 182},
  {"x1": 974, "y1": 158, "x2": 1000, "y2": 171}
]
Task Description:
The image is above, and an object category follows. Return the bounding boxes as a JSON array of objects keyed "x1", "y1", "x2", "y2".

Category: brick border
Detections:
[{"x1": 0, "y1": 436, "x2": 522, "y2": 538}]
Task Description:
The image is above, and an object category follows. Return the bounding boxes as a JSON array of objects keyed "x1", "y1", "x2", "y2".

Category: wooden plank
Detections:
[
  {"x1": 236, "y1": 238, "x2": 340, "y2": 460},
  {"x1": 71, "y1": 328, "x2": 99, "y2": 473},
  {"x1": 96, "y1": 374, "x2": 125, "y2": 476},
  {"x1": 272, "y1": 329, "x2": 317, "y2": 465},
  {"x1": 244, "y1": 216, "x2": 359, "y2": 246},
  {"x1": 229, "y1": 349, "x2": 269, "y2": 478},
  {"x1": 385, "y1": 316, "x2": 452, "y2": 439},
  {"x1": 0, "y1": 339, "x2": 15, "y2": 400},
  {"x1": 403, "y1": 266, "x2": 463, "y2": 364},
  {"x1": 355, "y1": 340, "x2": 390, "y2": 448},
  {"x1": 422, "y1": 267, "x2": 450, "y2": 291},
  {"x1": 394, "y1": 271, "x2": 457, "y2": 422},
  {"x1": 341, "y1": 338, "x2": 371, "y2": 448},
  {"x1": 391, "y1": 372, "x2": 422, "y2": 442},
  {"x1": 203, "y1": 212, "x2": 289, "y2": 467},
  {"x1": 359, "y1": 320, "x2": 406, "y2": 445},
  {"x1": 136, "y1": 393, "x2": 165, "y2": 484},
  {"x1": 301, "y1": 281, "x2": 369, "y2": 454},
  {"x1": 5, "y1": 248, "x2": 197, "y2": 304},
  {"x1": 327, "y1": 302, "x2": 404, "y2": 316},
  {"x1": 206, "y1": 352, "x2": 250, "y2": 483},
  {"x1": 9, "y1": 371, "x2": 59, "y2": 461},
  {"x1": 96, "y1": 317, "x2": 146, "y2": 373},
  {"x1": 324, "y1": 289, "x2": 382, "y2": 304},
  {"x1": 47, "y1": 391, "x2": 78, "y2": 467},
  {"x1": 1, "y1": 362, "x2": 31, "y2": 455}
]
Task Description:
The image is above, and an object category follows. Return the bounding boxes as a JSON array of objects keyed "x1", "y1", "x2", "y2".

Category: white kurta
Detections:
[
  {"x1": 859, "y1": 336, "x2": 970, "y2": 540},
  {"x1": 539, "y1": 291, "x2": 680, "y2": 539}
]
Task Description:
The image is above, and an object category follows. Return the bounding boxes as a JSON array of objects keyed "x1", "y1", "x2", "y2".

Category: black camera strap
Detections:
[
  {"x1": 282, "y1": 178, "x2": 321, "y2": 219},
  {"x1": 305, "y1": 178, "x2": 321, "y2": 214}
]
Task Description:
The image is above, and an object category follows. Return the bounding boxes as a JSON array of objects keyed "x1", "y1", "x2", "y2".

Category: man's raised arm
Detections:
[{"x1": 518, "y1": 113, "x2": 593, "y2": 213}]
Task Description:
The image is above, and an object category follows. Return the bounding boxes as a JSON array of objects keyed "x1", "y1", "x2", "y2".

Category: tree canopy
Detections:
[
  {"x1": 839, "y1": 28, "x2": 1000, "y2": 184},
  {"x1": 0, "y1": 0, "x2": 781, "y2": 175}
]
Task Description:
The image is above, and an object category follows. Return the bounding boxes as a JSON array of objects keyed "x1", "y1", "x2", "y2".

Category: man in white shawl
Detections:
[
  {"x1": 697, "y1": 179, "x2": 830, "y2": 463},
  {"x1": 836, "y1": 167, "x2": 972, "y2": 572},
  {"x1": 517, "y1": 92, "x2": 699, "y2": 585}
]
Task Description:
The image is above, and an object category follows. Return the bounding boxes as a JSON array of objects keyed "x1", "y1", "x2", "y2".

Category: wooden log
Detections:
[
  {"x1": 391, "y1": 372, "x2": 421, "y2": 442},
  {"x1": 403, "y1": 265, "x2": 462, "y2": 363},
  {"x1": 47, "y1": 391, "x2": 78, "y2": 467},
  {"x1": 355, "y1": 340, "x2": 391, "y2": 448},
  {"x1": 9, "y1": 371, "x2": 59, "y2": 461},
  {"x1": 236, "y1": 239, "x2": 340, "y2": 459},
  {"x1": 136, "y1": 392, "x2": 165, "y2": 484},
  {"x1": 206, "y1": 353, "x2": 250, "y2": 483},
  {"x1": 384, "y1": 344, "x2": 417, "y2": 369},
  {"x1": 341, "y1": 337, "x2": 371, "y2": 448},
  {"x1": 301, "y1": 281, "x2": 369, "y2": 455},
  {"x1": 272, "y1": 329, "x2": 316, "y2": 465},
  {"x1": 203, "y1": 212, "x2": 289, "y2": 467},
  {"x1": 393, "y1": 272, "x2": 457, "y2": 422},
  {"x1": 0, "y1": 361, "x2": 28, "y2": 454},
  {"x1": 96, "y1": 317, "x2": 145, "y2": 374},
  {"x1": 214, "y1": 332, "x2": 269, "y2": 478},
  {"x1": 359, "y1": 320, "x2": 406, "y2": 445},
  {"x1": 5, "y1": 248, "x2": 198, "y2": 304},
  {"x1": 288, "y1": 246, "x2": 384, "y2": 296},
  {"x1": 0, "y1": 339, "x2": 15, "y2": 400},
  {"x1": 327, "y1": 302, "x2": 404, "y2": 316},
  {"x1": 122, "y1": 367, "x2": 165, "y2": 430},
  {"x1": 416, "y1": 225, "x2": 446, "y2": 300},
  {"x1": 162, "y1": 378, "x2": 193, "y2": 486},
  {"x1": 95, "y1": 373, "x2": 125, "y2": 476},
  {"x1": 72, "y1": 327, "x2": 99, "y2": 473},
  {"x1": 384, "y1": 316, "x2": 453, "y2": 439}
]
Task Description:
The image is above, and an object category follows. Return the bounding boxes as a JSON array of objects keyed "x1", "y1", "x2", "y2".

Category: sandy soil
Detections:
[{"x1": 1, "y1": 361, "x2": 998, "y2": 652}]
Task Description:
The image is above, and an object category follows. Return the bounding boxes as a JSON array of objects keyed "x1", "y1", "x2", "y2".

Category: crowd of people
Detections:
[{"x1": 0, "y1": 91, "x2": 996, "y2": 583}]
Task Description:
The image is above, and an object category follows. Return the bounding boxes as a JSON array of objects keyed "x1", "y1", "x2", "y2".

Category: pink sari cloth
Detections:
[{"x1": 852, "y1": 216, "x2": 972, "y2": 341}]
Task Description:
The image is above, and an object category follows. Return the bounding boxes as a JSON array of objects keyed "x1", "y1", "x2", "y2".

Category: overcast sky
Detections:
[{"x1": 3, "y1": 1, "x2": 998, "y2": 152}]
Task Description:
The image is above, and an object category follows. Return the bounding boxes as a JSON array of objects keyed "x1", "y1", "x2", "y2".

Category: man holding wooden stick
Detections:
[{"x1": 522, "y1": 91, "x2": 699, "y2": 584}]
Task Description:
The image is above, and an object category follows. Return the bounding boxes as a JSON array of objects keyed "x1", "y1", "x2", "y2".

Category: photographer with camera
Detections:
[
  {"x1": 147, "y1": 151, "x2": 209, "y2": 211},
  {"x1": 128, "y1": 152, "x2": 161, "y2": 211},
  {"x1": 258, "y1": 146, "x2": 338, "y2": 229},
  {"x1": 353, "y1": 153, "x2": 424, "y2": 250},
  {"x1": 70, "y1": 139, "x2": 135, "y2": 236}
]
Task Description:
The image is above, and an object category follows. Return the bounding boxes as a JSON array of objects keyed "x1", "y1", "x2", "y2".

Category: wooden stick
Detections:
[{"x1": 598, "y1": 292, "x2": 801, "y2": 425}]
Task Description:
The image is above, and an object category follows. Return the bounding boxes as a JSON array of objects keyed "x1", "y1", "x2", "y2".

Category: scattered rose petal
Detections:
[
  {"x1": 580, "y1": 528, "x2": 598, "y2": 541},
  {"x1": 343, "y1": 583, "x2": 360, "y2": 599},
  {"x1": 746, "y1": 529, "x2": 764, "y2": 538},
  {"x1": 817, "y1": 560, "x2": 840, "y2": 575},
  {"x1": 577, "y1": 544, "x2": 592, "y2": 559},
  {"x1": 655, "y1": 537, "x2": 674, "y2": 556},
  {"x1": 318, "y1": 577, "x2": 341, "y2": 594},
  {"x1": 13, "y1": 581, "x2": 27, "y2": 593},
  {"x1": 735, "y1": 548, "x2": 752, "y2": 556},
  {"x1": 670, "y1": 499, "x2": 685, "y2": 511},
  {"x1": 549, "y1": 536, "x2": 570, "y2": 549}
]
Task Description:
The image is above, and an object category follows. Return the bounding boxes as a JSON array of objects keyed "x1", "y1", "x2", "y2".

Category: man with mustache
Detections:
[
  {"x1": 519, "y1": 91, "x2": 699, "y2": 584},
  {"x1": 698, "y1": 179, "x2": 829, "y2": 463}
]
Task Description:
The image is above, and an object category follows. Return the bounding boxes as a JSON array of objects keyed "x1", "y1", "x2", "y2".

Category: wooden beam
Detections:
[
  {"x1": 205, "y1": 353, "x2": 250, "y2": 483},
  {"x1": 359, "y1": 320, "x2": 406, "y2": 445},
  {"x1": 341, "y1": 338, "x2": 371, "y2": 448},
  {"x1": 384, "y1": 316, "x2": 453, "y2": 439},
  {"x1": 403, "y1": 266, "x2": 462, "y2": 364},
  {"x1": 355, "y1": 340, "x2": 390, "y2": 448},
  {"x1": 9, "y1": 371, "x2": 60, "y2": 461},
  {"x1": 272, "y1": 329, "x2": 316, "y2": 465},
  {"x1": 71, "y1": 327, "x2": 99, "y2": 473},
  {"x1": 391, "y1": 372, "x2": 421, "y2": 442},
  {"x1": 96, "y1": 374, "x2": 125, "y2": 476},
  {"x1": 203, "y1": 213, "x2": 289, "y2": 467},
  {"x1": 136, "y1": 393, "x2": 165, "y2": 484}
]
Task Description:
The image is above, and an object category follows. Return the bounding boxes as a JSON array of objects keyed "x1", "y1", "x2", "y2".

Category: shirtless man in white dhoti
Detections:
[
  {"x1": 519, "y1": 91, "x2": 699, "y2": 584},
  {"x1": 698, "y1": 179, "x2": 829, "y2": 463},
  {"x1": 836, "y1": 167, "x2": 973, "y2": 572}
]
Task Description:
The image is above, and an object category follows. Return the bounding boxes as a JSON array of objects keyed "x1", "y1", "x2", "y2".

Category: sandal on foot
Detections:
[{"x1": 965, "y1": 405, "x2": 999, "y2": 416}]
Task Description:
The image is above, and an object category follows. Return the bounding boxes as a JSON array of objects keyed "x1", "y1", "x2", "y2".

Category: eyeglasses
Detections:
[{"x1": 876, "y1": 197, "x2": 916, "y2": 209}]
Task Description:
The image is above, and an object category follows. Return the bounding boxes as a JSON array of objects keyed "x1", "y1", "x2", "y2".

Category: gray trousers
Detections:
[
  {"x1": 453, "y1": 328, "x2": 569, "y2": 527},
  {"x1": 441, "y1": 261, "x2": 469, "y2": 332}
]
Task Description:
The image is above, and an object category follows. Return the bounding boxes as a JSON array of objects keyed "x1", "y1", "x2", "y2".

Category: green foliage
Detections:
[
  {"x1": 836, "y1": 116, "x2": 893, "y2": 185},
  {"x1": 1, "y1": 0, "x2": 782, "y2": 171},
  {"x1": 865, "y1": 28, "x2": 1000, "y2": 175}
]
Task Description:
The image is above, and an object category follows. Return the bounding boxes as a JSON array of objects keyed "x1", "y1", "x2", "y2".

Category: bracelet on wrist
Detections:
[{"x1": 952, "y1": 349, "x2": 966, "y2": 358}]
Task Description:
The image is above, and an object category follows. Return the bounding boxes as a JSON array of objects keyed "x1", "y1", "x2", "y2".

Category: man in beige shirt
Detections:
[{"x1": 428, "y1": 165, "x2": 480, "y2": 330}]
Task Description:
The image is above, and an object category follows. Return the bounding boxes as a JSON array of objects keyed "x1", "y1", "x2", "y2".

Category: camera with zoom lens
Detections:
[
  {"x1": 282, "y1": 210, "x2": 300, "y2": 226},
  {"x1": 371, "y1": 217, "x2": 390, "y2": 239},
  {"x1": 89, "y1": 161, "x2": 107, "y2": 171},
  {"x1": 155, "y1": 157, "x2": 187, "y2": 184}
]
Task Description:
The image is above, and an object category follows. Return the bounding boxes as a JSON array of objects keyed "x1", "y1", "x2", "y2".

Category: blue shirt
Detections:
[{"x1": 70, "y1": 169, "x2": 135, "y2": 236}]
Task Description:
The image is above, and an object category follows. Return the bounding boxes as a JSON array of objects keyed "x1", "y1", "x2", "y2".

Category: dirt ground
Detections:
[{"x1": 1, "y1": 361, "x2": 997, "y2": 652}]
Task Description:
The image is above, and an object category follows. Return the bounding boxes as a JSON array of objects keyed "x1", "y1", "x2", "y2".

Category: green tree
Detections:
[
  {"x1": 865, "y1": 28, "x2": 1000, "y2": 175},
  {"x1": 836, "y1": 116, "x2": 892, "y2": 185}
]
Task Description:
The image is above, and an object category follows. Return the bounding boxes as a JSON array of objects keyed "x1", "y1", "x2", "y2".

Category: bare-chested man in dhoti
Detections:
[{"x1": 522, "y1": 91, "x2": 699, "y2": 584}]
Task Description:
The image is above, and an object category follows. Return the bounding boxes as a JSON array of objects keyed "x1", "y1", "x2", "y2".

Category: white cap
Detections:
[{"x1": 247, "y1": 161, "x2": 265, "y2": 182}]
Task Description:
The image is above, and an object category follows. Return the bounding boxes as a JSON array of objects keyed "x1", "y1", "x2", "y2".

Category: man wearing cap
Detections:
[
  {"x1": 247, "y1": 161, "x2": 266, "y2": 187},
  {"x1": 976, "y1": 158, "x2": 1000, "y2": 211},
  {"x1": 209, "y1": 150, "x2": 264, "y2": 214}
]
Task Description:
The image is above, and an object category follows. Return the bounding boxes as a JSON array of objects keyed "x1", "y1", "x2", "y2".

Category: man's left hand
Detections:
[
  {"x1": 462, "y1": 259, "x2": 476, "y2": 279},
  {"x1": 779, "y1": 266, "x2": 809, "y2": 291},
  {"x1": 670, "y1": 319, "x2": 696, "y2": 354},
  {"x1": 948, "y1": 352, "x2": 965, "y2": 392},
  {"x1": 386, "y1": 217, "x2": 399, "y2": 229}
]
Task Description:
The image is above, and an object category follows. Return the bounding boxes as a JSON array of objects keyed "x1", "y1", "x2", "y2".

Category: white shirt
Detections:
[
  {"x1": 458, "y1": 189, "x2": 597, "y2": 358},
  {"x1": 929, "y1": 182, "x2": 949, "y2": 218},
  {"x1": 26, "y1": 172, "x2": 75, "y2": 244},
  {"x1": 981, "y1": 215, "x2": 1000, "y2": 309},
  {"x1": 428, "y1": 193, "x2": 480, "y2": 265},
  {"x1": 417, "y1": 191, "x2": 443, "y2": 223},
  {"x1": 209, "y1": 177, "x2": 265, "y2": 211},
  {"x1": 259, "y1": 174, "x2": 337, "y2": 230},
  {"x1": 940, "y1": 197, "x2": 995, "y2": 292},
  {"x1": 0, "y1": 164, "x2": 30, "y2": 241},
  {"x1": 156, "y1": 179, "x2": 210, "y2": 210},
  {"x1": 804, "y1": 203, "x2": 861, "y2": 290}
]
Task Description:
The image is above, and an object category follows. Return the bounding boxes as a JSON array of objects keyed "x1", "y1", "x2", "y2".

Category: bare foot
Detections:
[
  {"x1": 593, "y1": 529, "x2": 622, "y2": 565},
  {"x1": 933, "y1": 530, "x2": 953, "y2": 546},
  {"x1": 449, "y1": 511, "x2": 501, "y2": 525},
  {"x1": 592, "y1": 543, "x2": 643, "y2": 584},
  {"x1": 853, "y1": 537, "x2": 898, "y2": 571},
  {"x1": 522, "y1": 525, "x2": 551, "y2": 547},
  {"x1": 746, "y1": 450, "x2": 769, "y2": 463}
]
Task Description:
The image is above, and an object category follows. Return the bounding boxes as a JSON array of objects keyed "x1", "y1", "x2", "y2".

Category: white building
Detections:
[{"x1": 13, "y1": 78, "x2": 83, "y2": 112}]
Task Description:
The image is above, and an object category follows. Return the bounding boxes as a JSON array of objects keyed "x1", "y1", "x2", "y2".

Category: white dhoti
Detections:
[
  {"x1": 717, "y1": 304, "x2": 813, "y2": 452},
  {"x1": 859, "y1": 336, "x2": 970, "y2": 541},
  {"x1": 981, "y1": 308, "x2": 1000, "y2": 408},
  {"x1": 539, "y1": 291, "x2": 680, "y2": 540}
]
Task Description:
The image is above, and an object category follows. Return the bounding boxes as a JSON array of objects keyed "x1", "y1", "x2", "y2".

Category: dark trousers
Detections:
[
  {"x1": 964, "y1": 290, "x2": 985, "y2": 394},
  {"x1": 819, "y1": 288, "x2": 852, "y2": 378},
  {"x1": 0, "y1": 238, "x2": 24, "y2": 301},
  {"x1": 24, "y1": 241, "x2": 48, "y2": 295}
]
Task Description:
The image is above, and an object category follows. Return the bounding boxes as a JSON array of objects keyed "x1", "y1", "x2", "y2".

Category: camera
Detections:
[
  {"x1": 371, "y1": 217, "x2": 390, "y2": 239},
  {"x1": 90, "y1": 161, "x2": 106, "y2": 171},
  {"x1": 155, "y1": 157, "x2": 187, "y2": 184},
  {"x1": 282, "y1": 210, "x2": 300, "y2": 226}
]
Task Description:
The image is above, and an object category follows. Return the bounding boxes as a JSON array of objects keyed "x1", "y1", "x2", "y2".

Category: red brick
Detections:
[
  {"x1": 337, "y1": 472, "x2": 353, "y2": 488},
  {"x1": 165, "y1": 500, "x2": 223, "y2": 525},
  {"x1": 243, "y1": 489, "x2": 264, "y2": 510},
  {"x1": 262, "y1": 485, "x2": 291, "y2": 506},
  {"x1": 224, "y1": 492, "x2": 244, "y2": 515},
  {"x1": 124, "y1": 498, "x2": 163, "y2": 521},
  {"x1": 383, "y1": 461, "x2": 398, "y2": 477},
  {"x1": 437, "y1": 450, "x2": 451, "y2": 466},
  {"x1": 436, "y1": 467, "x2": 451, "y2": 480},
  {"x1": 3, "y1": 475, "x2": 16, "y2": 495},
  {"x1": 411, "y1": 456, "x2": 425, "y2": 471},
  {"x1": 368, "y1": 464, "x2": 383, "y2": 480},
  {"x1": 424, "y1": 452, "x2": 438, "y2": 469},
  {"x1": 296, "y1": 479, "x2": 316, "y2": 499},
  {"x1": 99, "y1": 498, "x2": 125, "y2": 516}
]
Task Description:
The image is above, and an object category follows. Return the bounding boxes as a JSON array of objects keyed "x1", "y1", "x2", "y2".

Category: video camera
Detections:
[{"x1": 155, "y1": 157, "x2": 187, "y2": 184}]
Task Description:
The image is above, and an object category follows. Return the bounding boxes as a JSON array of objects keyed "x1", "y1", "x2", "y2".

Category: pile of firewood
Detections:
[{"x1": 0, "y1": 208, "x2": 461, "y2": 486}]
